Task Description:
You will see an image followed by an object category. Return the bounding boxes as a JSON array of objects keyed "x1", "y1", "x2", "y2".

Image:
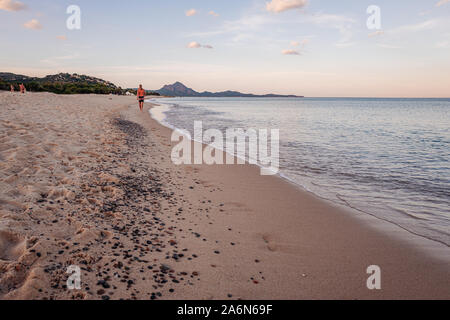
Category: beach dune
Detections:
[{"x1": 0, "y1": 92, "x2": 448, "y2": 300}]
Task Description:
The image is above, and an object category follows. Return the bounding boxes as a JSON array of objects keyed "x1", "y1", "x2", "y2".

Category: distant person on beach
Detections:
[
  {"x1": 10, "y1": 85, "x2": 14, "y2": 93},
  {"x1": 19, "y1": 84, "x2": 26, "y2": 94},
  {"x1": 137, "y1": 84, "x2": 145, "y2": 111}
]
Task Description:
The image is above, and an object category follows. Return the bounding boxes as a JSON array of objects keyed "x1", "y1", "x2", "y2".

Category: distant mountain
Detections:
[
  {"x1": 155, "y1": 82, "x2": 303, "y2": 98},
  {"x1": 157, "y1": 82, "x2": 198, "y2": 97},
  {"x1": 0, "y1": 72, "x2": 118, "y2": 89}
]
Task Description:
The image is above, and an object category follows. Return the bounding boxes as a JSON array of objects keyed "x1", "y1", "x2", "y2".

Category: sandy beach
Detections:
[{"x1": 0, "y1": 92, "x2": 448, "y2": 300}]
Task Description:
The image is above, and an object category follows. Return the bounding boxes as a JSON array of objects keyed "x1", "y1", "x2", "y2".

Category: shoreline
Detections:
[
  {"x1": 137, "y1": 99, "x2": 450, "y2": 299},
  {"x1": 147, "y1": 99, "x2": 450, "y2": 254},
  {"x1": 0, "y1": 93, "x2": 448, "y2": 300}
]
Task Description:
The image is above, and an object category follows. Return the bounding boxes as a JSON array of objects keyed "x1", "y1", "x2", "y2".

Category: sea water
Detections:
[{"x1": 149, "y1": 97, "x2": 450, "y2": 246}]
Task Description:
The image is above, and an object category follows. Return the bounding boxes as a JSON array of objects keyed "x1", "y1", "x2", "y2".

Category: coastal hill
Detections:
[
  {"x1": 0, "y1": 72, "x2": 118, "y2": 88},
  {"x1": 155, "y1": 81, "x2": 303, "y2": 98},
  {"x1": 0, "y1": 72, "x2": 122, "y2": 94}
]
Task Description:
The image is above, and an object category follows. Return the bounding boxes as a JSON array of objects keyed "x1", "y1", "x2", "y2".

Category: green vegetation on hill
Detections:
[
  {"x1": 0, "y1": 80, "x2": 12, "y2": 91},
  {"x1": 1, "y1": 80, "x2": 123, "y2": 95},
  {"x1": 1, "y1": 73, "x2": 163, "y2": 96},
  {"x1": 0, "y1": 73, "x2": 125, "y2": 95}
]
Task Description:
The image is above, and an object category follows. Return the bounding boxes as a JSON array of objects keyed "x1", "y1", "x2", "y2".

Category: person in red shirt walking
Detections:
[{"x1": 137, "y1": 84, "x2": 145, "y2": 112}]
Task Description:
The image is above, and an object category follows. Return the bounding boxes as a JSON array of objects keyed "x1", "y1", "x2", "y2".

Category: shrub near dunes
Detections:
[
  {"x1": 36, "y1": 81, "x2": 120, "y2": 94},
  {"x1": 0, "y1": 80, "x2": 13, "y2": 91},
  {"x1": 0, "y1": 80, "x2": 124, "y2": 95}
]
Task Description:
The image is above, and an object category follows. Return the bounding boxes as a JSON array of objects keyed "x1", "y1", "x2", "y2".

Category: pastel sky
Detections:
[{"x1": 1, "y1": 0, "x2": 449, "y2": 97}]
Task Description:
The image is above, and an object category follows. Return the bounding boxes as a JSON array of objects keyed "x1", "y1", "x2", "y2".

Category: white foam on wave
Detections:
[
  {"x1": 147, "y1": 99, "x2": 283, "y2": 177},
  {"x1": 146, "y1": 98, "x2": 450, "y2": 249}
]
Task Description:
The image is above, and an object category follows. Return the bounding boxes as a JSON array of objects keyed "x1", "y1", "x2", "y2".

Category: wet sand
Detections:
[{"x1": 0, "y1": 92, "x2": 448, "y2": 300}]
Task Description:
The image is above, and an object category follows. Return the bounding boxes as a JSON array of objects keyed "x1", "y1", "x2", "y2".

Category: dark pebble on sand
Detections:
[{"x1": 97, "y1": 280, "x2": 110, "y2": 289}]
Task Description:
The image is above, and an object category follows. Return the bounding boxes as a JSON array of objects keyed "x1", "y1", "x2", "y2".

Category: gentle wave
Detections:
[{"x1": 148, "y1": 97, "x2": 450, "y2": 247}]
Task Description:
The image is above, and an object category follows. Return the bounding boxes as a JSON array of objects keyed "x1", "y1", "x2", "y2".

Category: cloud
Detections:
[
  {"x1": 307, "y1": 13, "x2": 355, "y2": 25},
  {"x1": 393, "y1": 19, "x2": 438, "y2": 33},
  {"x1": 436, "y1": 0, "x2": 450, "y2": 7},
  {"x1": 266, "y1": 0, "x2": 308, "y2": 13},
  {"x1": 335, "y1": 42, "x2": 354, "y2": 48},
  {"x1": 282, "y1": 49, "x2": 300, "y2": 55},
  {"x1": 209, "y1": 11, "x2": 219, "y2": 17},
  {"x1": 187, "y1": 42, "x2": 213, "y2": 49},
  {"x1": 186, "y1": 9, "x2": 197, "y2": 17},
  {"x1": 40, "y1": 53, "x2": 80, "y2": 65},
  {"x1": 436, "y1": 40, "x2": 449, "y2": 48},
  {"x1": 0, "y1": 0, "x2": 26, "y2": 11},
  {"x1": 368, "y1": 30, "x2": 384, "y2": 37},
  {"x1": 435, "y1": 32, "x2": 450, "y2": 48},
  {"x1": 290, "y1": 38, "x2": 309, "y2": 50},
  {"x1": 300, "y1": 39, "x2": 310, "y2": 46},
  {"x1": 188, "y1": 14, "x2": 274, "y2": 39},
  {"x1": 285, "y1": 39, "x2": 308, "y2": 55},
  {"x1": 188, "y1": 10, "x2": 353, "y2": 48},
  {"x1": 419, "y1": 10, "x2": 432, "y2": 16},
  {"x1": 306, "y1": 13, "x2": 356, "y2": 47},
  {"x1": 377, "y1": 43, "x2": 402, "y2": 49},
  {"x1": 188, "y1": 41, "x2": 201, "y2": 48},
  {"x1": 23, "y1": 19, "x2": 42, "y2": 30}
]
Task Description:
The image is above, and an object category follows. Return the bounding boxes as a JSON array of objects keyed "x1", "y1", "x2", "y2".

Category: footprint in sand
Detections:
[
  {"x1": 0, "y1": 199, "x2": 26, "y2": 212},
  {"x1": 47, "y1": 187, "x2": 74, "y2": 201},
  {"x1": 0, "y1": 231, "x2": 26, "y2": 262},
  {"x1": 262, "y1": 234, "x2": 277, "y2": 252}
]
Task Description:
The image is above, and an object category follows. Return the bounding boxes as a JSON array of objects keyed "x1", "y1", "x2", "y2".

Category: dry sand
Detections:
[{"x1": 0, "y1": 92, "x2": 448, "y2": 300}]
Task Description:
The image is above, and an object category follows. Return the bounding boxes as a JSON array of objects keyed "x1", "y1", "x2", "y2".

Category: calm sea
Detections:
[{"x1": 149, "y1": 97, "x2": 450, "y2": 246}]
